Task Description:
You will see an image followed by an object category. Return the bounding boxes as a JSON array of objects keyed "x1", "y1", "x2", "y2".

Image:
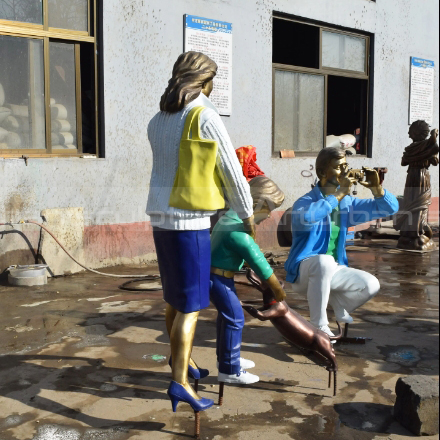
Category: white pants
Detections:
[{"x1": 293, "y1": 255, "x2": 380, "y2": 328}]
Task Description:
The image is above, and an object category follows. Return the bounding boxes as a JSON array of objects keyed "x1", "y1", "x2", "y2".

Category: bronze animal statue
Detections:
[{"x1": 241, "y1": 270, "x2": 341, "y2": 396}]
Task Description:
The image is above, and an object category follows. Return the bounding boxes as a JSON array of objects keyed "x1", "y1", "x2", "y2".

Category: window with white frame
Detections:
[
  {"x1": 0, "y1": 0, "x2": 100, "y2": 156},
  {"x1": 273, "y1": 16, "x2": 372, "y2": 156}
]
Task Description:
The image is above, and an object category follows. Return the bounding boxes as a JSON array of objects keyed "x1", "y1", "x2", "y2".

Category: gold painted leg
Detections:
[
  {"x1": 165, "y1": 304, "x2": 178, "y2": 336},
  {"x1": 170, "y1": 309, "x2": 200, "y2": 400},
  {"x1": 167, "y1": 303, "x2": 199, "y2": 372}
]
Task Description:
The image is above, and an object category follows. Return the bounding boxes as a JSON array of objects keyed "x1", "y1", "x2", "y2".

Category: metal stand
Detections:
[
  {"x1": 328, "y1": 370, "x2": 338, "y2": 396},
  {"x1": 339, "y1": 323, "x2": 372, "y2": 345},
  {"x1": 218, "y1": 382, "x2": 225, "y2": 406},
  {"x1": 194, "y1": 411, "x2": 200, "y2": 439}
]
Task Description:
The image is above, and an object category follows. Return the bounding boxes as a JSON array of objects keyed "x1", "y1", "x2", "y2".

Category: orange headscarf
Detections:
[{"x1": 235, "y1": 146, "x2": 265, "y2": 182}]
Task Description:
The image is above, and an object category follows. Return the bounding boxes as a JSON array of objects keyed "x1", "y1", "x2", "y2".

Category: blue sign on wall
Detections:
[
  {"x1": 409, "y1": 56, "x2": 435, "y2": 125},
  {"x1": 184, "y1": 14, "x2": 233, "y2": 116},
  {"x1": 185, "y1": 15, "x2": 232, "y2": 34},
  {"x1": 411, "y1": 57, "x2": 435, "y2": 69}
]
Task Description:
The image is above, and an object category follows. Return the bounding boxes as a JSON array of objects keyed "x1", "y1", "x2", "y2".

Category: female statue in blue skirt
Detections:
[{"x1": 146, "y1": 52, "x2": 255, "y2": 413}]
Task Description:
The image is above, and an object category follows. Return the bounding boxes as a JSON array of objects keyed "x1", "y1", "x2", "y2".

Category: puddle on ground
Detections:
[
  {"x1": 361, "y1": 314, "x2": 406, "y2": 326},
  {"x1": 425, "y1": 285, "x2": 439, "y2": 305},
  {"x1": 0, "y1": 414, "x2": 28, "y2": 429},
  {"x1": 100, "y1": 383, "x2": 118, "y2": 392},
  {"x1": 31, "y1": 424, "x2": 130, "y2": 440},
  {"x1": 98, "y1": 301, "x2": 152, "y2": 314},
  {"x1": 194, "y1": 398, "x2": 380, "y2": 440},
  {"x1": 378, "y1": 345, "x2": 422, "y2": 367},
  {"x1": 334, "y1": 402, "x2": 394, "y2": 433},
  {"x1": 73, "y1": 325, "x2": 112, "y2": 348}
]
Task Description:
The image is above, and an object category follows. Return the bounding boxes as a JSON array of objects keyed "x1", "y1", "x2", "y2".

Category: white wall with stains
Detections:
[{"x1": 0, "y1": 0, "x2": 438, "y2": 262}]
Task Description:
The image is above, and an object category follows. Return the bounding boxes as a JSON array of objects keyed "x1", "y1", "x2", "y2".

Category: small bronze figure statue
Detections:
[
  {"x1": 242, "y1": 270, "x2": 341, "y2": 396},
  {"x1": 394, "y1": 121, "x2": 439, "y2": 251}
]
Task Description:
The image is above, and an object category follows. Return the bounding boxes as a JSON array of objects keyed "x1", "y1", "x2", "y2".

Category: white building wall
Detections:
[{"x1": 1, "y1": 0, "x2": 438, "y2": 236}]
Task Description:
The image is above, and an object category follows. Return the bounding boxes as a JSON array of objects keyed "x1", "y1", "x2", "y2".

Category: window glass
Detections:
[
  {"x1": 48, "y1": 0, "x2": 88, "y2": 32},
  {"x1": 50, "y1": 42, "x2": 77, "y2": 150},
  {"x1": 273, "y1": 19, "x2": 320, "y2": 69},
  {"x1": 322, "y1": 31, "x2": 366, "y2": 73},
  {"x1": 79, "y1": 42, "x2": 96, "y2": 154},
  {"x1": 0, "y1": 0, "x2": 43, "y2": 24},
  {"x1": 327, "y1": 76, "x2": 368, "y2": 155},
  {"x1": 274, "y1": 70, "x2": 324, "y2": 152},
  {"x1": 0, "y1": 35, "x2": 45, "y2": 149}
]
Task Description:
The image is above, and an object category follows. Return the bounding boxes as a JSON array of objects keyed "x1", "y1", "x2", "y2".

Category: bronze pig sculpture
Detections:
[{"x1": 241, "y1": 270, "x2": 341, "y2": 396}]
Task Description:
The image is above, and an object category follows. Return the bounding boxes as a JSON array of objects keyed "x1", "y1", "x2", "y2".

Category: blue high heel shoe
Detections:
[
  {"x1": 169, "y1": 357, "x2": 210, "y2": 380},
  {"x1": 168, "y1": 381, "x2": 214, "y2": 412}
]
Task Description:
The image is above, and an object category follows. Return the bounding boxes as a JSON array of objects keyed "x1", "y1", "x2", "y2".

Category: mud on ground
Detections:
[{"x1": 0, "y1": 239, "x2": 438, "y2": 440}]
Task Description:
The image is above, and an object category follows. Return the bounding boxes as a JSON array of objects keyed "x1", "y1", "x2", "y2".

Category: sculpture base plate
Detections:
[
  {"x1": 397, "y1": 236, "x2": 437, "y2": 252},
  {"x1": 338, "y1": 337, "x2": 372, "y2": 345},
  {"x1": 394, "y1": 246, "x2": 438, "y2": 254}
]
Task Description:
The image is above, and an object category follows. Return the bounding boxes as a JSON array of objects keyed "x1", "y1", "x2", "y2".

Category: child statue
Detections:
[
  {"x1": 210, "y1": 176, "x2": 286, "y2": 386},
  {"x1": 394, "y1": 121, "x2": 439, "y2": 251}
]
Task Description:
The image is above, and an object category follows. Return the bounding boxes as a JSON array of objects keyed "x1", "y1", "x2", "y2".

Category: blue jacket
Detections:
[{"x1": 284, "y1": 185, "x2": 399, "y2": 283}]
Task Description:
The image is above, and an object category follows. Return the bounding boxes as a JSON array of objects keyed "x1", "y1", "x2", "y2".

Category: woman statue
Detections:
[
  {"x1": 394, "y1": 120, "x2": 439, "y2": 251},
  {"x1": 146, "y1": 52, "x2": 255, "y2": 413}
]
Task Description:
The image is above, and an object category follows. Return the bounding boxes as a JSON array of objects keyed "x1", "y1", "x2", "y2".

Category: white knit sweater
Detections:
[{"x1": 146, "y1": 94, "x2": 253, "y2": 230}]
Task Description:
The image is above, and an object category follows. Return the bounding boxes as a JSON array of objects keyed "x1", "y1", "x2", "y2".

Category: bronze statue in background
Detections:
[{"x1": 394, "y1": 121, "x2": 439, "y2": 251}]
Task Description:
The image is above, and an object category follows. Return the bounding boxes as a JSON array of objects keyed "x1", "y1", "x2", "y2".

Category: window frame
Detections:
[
  {"x1": 0, "y1": 0, "x2": 99, "y2": 158},
  {"x1": 272, "y1": 15, "x2": 372, "y2": 158}
]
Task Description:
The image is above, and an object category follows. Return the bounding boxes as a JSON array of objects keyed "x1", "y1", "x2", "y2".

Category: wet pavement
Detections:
[{"x1": 0, "y1": 238, "x2": 438, "y2": 440}]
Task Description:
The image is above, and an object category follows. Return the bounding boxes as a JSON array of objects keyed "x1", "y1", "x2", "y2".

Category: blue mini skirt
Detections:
[{"x1": 153, "y1": 227, "x2": 211, "y2": 313}]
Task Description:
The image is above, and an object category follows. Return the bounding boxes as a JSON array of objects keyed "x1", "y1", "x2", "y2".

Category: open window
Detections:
[
  {"x1": 273, "y1": 16, "x2": 372, "y2": 156},
  {"x1": 0, "y1": 0, "x2": 101, "y2": 157}
]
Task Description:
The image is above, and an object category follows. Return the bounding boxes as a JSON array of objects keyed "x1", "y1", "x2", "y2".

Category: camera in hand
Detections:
[
  {"x1": 348, "y1": 169, "x2": 365, "y2": 195},
  {"x1": 348, "y1": 169, "x2": 365, "y2": 182}
]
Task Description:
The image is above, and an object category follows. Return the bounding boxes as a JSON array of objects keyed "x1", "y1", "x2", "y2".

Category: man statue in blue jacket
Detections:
[{"x1": 285, "y1": 147, "x2": 399, "y2": 338}]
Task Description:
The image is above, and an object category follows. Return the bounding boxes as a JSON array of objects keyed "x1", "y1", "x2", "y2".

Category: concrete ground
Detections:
[{"x1": 0, "y1": 238, "x2": 438, "y2": 440}]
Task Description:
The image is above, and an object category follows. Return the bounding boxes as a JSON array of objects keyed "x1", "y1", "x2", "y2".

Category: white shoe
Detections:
[
  {"x1": 239, "y1": 358, "x2": 255, "y2": 369},
  {"x1": 217, "y1": 358, "x2": 255, "y2": 370},
  {"x1": 336, "y1": 312, "x2": 354, "y2": 324},
  {"x1": 318, "y1": 325, "x2": 337, "y2": 344},
  {"x1": 218, "y1": 369, "x2": 259, "y2": 385}
]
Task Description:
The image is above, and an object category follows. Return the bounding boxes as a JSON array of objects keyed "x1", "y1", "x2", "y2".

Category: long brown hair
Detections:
[{"x1": 160, "y1": 52, "x2": 218, "y2": 113}]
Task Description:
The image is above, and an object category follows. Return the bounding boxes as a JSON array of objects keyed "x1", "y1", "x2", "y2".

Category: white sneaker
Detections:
[
  {"x1": 218, "y1": 369, "x2": 259, "y2": 385},
  {"x1": 336, "y1": 312, "x2": 354, "y2": 324},
  {"x1": 318, "y1": 325, "x2": 337, "y2": 344},
  {"x1": 239, "y1": 358, "x2": 255, "y2": 369},
  {"x1": 217, "y1": 358, "x2": 255, "y2": 370}
]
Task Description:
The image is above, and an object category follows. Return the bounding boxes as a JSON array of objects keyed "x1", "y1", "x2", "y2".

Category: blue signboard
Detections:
[
  {"x1": 185, "y1": 15, "x2": 232, "y2": 34},
  {"x1": 411, "y1": 58, "x2": 435, "y2": 69},
  {"x1": 184, "y1": 14, "x2": 233, "y2": 116},
  {"x1": 409, "y1": 57, "x2": 435, "y2": 124}
]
